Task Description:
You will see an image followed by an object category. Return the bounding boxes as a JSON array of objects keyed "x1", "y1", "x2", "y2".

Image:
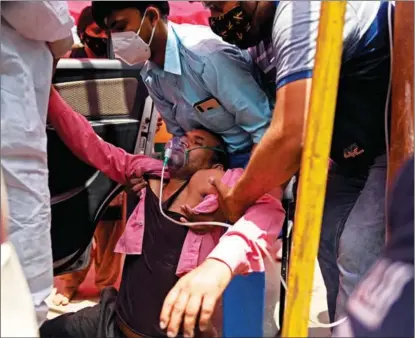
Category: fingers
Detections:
[
  {"x1": 167, "y1": 291, "x2": 190, "y2": 337},
  {"x1": 183, "y1": 295, "x2": 202, "y2": 337},
  {"x1": 132, "y1": 181, "x2": 147, "y2": 192},
  {"x1": 160, "y1": 287, "x2": 179, "y2": 333},
  {"x1": 130, "y1": 176, "x2": 147, "y2": 193},
  {"x1": 180, "y1": 204, "x2": 195, "y2": 219},
  {"x1": 199, "y1": 295, "x2": 217, "y2": 332}
]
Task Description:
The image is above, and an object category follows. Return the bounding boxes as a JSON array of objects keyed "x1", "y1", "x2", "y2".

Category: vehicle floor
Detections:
[{"x1": 46, "y1": 259, "x2": 331, "y2": 337}]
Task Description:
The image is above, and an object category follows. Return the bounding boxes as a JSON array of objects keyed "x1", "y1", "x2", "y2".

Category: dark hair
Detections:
[
  {"x1": 77, "y1": 6, "x2": 94, "y2": 37},
  {"x1": 91, "y1": 1, "x2": 170, "y2": 29},
  {"x1": 201, "y1": 129, "x2": 229, "y2": 170},
  {"x1": 211, "y1": 141, "x2": 229, "y2": 170}
]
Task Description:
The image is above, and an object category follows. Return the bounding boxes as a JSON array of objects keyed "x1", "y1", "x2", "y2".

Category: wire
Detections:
[
  {"x1": 158, "y1": 165, "x2": 232, "y2": 229},
  {"x1": 258, "y1": 242, "x2": 347, "y2": 329},
  {"x1": 159, "y1": 162, "x2": 347, "y2": 329}
]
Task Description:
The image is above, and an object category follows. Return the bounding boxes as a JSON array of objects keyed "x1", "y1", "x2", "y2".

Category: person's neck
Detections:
[
  {"x1": 257, "y1": 2, "x2": 277, "y2": 40},
  {"x1": 149, "y1": 22, "x2": 168, "y2": 69},
  {"x1": 161, "y1": 177, "x2": 187, "y2": 201}
]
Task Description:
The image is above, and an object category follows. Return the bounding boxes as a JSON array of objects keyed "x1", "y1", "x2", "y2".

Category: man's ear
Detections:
[
  {"x1": 146, "y1": 6, "x2": 161, "y2": 24},
  {"x1": 211, "y1": 163, "x2": 224, "y2": 171}
]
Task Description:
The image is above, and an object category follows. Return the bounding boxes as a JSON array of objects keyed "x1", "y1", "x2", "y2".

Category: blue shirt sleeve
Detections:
[{"x1": 200, "y1": 47, "x2": 272, "y2": 144}]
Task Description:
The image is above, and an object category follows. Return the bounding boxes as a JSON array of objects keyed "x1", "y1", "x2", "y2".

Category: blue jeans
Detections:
[{"x1": 318, "y1": 154, "x2": 387, "y2": 322}]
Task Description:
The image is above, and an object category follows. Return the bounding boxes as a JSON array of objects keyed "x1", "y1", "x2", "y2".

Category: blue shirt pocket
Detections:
[{"x1": 193, "y1": 106, "x2": 235, "y2": 133}]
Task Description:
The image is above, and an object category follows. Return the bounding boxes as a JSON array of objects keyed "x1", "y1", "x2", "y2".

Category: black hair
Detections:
[
  {"x1": 91, "y1": 1, "x2": 170, "y2": 29},
  {"x1": 211, "y1": 140, "x2": 229, "y2": 170},
  {"x1": 198, "y1": 128, "x2": 229, "y2": 170},
  {"x1": 77, "y1": 6, "x2": 94, "y2": 38}
]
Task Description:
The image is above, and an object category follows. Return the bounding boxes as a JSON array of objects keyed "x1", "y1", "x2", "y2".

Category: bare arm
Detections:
[{"x1": 223, "y1": 79, "x2": 312, "y2": 222}]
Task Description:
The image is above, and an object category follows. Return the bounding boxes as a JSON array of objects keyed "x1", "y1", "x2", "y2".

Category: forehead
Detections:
[
  {"x1": 188, "y1": 130, "x2": 221, "y2": 146},
  {"x1": 105, "y1": 8, "x2": 141, "y2": 28},
  {"x1": 85, "y1": 22, "x2": 105, "y2": 33}
]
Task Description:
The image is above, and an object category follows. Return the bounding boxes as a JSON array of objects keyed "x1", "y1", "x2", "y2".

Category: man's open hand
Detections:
[
  {"x1": 208, "y1": 177, "x2": 245, "y2": 224},
  {"x1": 160, "y1": 259, "x2": 232, "y2": 338}
]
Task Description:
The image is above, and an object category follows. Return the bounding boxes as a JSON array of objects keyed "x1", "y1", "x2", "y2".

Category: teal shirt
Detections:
[{"x1": 140, "y1": 22, "x2": 272, "y2": 153}]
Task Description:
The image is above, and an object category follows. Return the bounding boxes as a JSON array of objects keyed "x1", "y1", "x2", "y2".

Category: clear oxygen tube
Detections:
[
  {"x1": 159, "y1": 136, "x2": 349, "y2": 329},
  {"x1": 159, "y1": 137, "x2": 347, "y2": 329}
]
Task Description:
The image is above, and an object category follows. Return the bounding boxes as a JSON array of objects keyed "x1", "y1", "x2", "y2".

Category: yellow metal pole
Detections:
[{"x1": 281, "y1": 2, "x2": 347, "y2": 337}]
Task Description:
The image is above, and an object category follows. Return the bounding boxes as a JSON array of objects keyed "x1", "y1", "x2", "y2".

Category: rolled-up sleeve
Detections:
[
  {"x1": 201, "y1": 47, "x2": 272, "y2": 144},
  {"x1": 272, "y1": 1, "x2": 360, "y2": 89},
  {"x1": 203, "y1": 169, "x2": 285, "y2": 274},
  {"x1": 1, "y1": 1, "x2": 74, "y2": 42},
  {"x1": 208, "y1": 193, "x2": 285, "y2": 274}
]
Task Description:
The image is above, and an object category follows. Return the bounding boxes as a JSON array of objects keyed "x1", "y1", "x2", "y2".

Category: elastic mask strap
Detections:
[
  {"x1": 184, "y1": 146, "x2": 227, "y2": 164},
  {"x1": 137, "y1": 8, "x2": 157, "y2": 46},
  {"x1": 137, "y1": 8, "x2": 148, "y2": 35}
]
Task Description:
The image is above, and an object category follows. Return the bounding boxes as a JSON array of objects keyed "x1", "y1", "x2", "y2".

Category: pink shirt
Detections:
[{"x1": 48, "y1": 88, "x2": 285, "y2": 275}]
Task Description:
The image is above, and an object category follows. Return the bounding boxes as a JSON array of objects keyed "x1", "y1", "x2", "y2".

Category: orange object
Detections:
[
  {"x1": 57, "y1": 192, "x2": 127, "y2": 293},
  {"x1": 155, "y1": 120, "x2": 172, "y2": 144}
]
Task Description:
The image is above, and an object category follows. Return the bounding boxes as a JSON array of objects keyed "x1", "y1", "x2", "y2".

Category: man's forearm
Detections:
[
  {"x1": 48, "y1": 87, "x2": 165, "y2": 184},
  {"x1": 232, "y1": 125, "x2": 302, "y2": 209}
]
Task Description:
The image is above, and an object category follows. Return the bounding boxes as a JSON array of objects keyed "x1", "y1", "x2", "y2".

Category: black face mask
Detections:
[
  {"x1": 82, "y1": 32, "x2": 108, "y2": 57},
  {"x1": 208, "y1": 6, "x2": 253, "y2": 48}
]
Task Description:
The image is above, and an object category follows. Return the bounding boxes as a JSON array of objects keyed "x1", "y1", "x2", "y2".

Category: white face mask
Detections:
[{"x1": 111, "y1": 9, "x2": 156, "y2": 66}]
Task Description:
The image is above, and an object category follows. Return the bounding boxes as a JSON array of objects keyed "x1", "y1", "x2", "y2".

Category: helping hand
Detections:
[
  {"x1": 126, "y1": 169, "x2": 147, "y2": 197},
  {"x1": 208, "y1": 177, "x2": 245, "y2": 224},
  {"x1": 180, "y1": 205, "x2": 217, "y2": 234},
  {"x1": 159, "y1": 259, "x2": 232, "y2": 338}
]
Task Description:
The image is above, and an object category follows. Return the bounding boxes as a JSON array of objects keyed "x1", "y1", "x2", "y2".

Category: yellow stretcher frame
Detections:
[{"x1": 281, "y1": 2, "x2": 347, "y2": 337}]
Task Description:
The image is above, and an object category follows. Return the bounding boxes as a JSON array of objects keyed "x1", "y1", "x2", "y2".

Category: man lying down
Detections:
[{"x1": 40, "y1": 87, "x2": 285, "y2": 338}]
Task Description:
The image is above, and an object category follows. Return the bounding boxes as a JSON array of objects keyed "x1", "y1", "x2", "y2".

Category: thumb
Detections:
[{"x1": 208, "y1": 176, "x2": 231, "y2": 203}]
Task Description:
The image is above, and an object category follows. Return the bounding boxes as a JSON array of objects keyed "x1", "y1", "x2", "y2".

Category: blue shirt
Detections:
[{"x1": 140, "y1": 22, "x2": 273, "y2": 153}]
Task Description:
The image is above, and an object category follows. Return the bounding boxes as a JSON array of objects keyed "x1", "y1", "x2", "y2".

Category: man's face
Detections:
[
  {"x1": 178, "y1": 130, "x2": 225, "y2": 177},
  {"x1": 202, "y1": 1, "x2": 262, "y2": 49},
  {"x1": 81, "y1": 21, "x2": 108, "y2": 58},
  {"x1": 104, "y1": 7, "x2": 158, "y2": 44}
]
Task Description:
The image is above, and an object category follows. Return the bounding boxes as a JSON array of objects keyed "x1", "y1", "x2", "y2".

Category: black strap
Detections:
[{"x1": 163, "y1": 180, "x2": 190, "y2": 210}]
